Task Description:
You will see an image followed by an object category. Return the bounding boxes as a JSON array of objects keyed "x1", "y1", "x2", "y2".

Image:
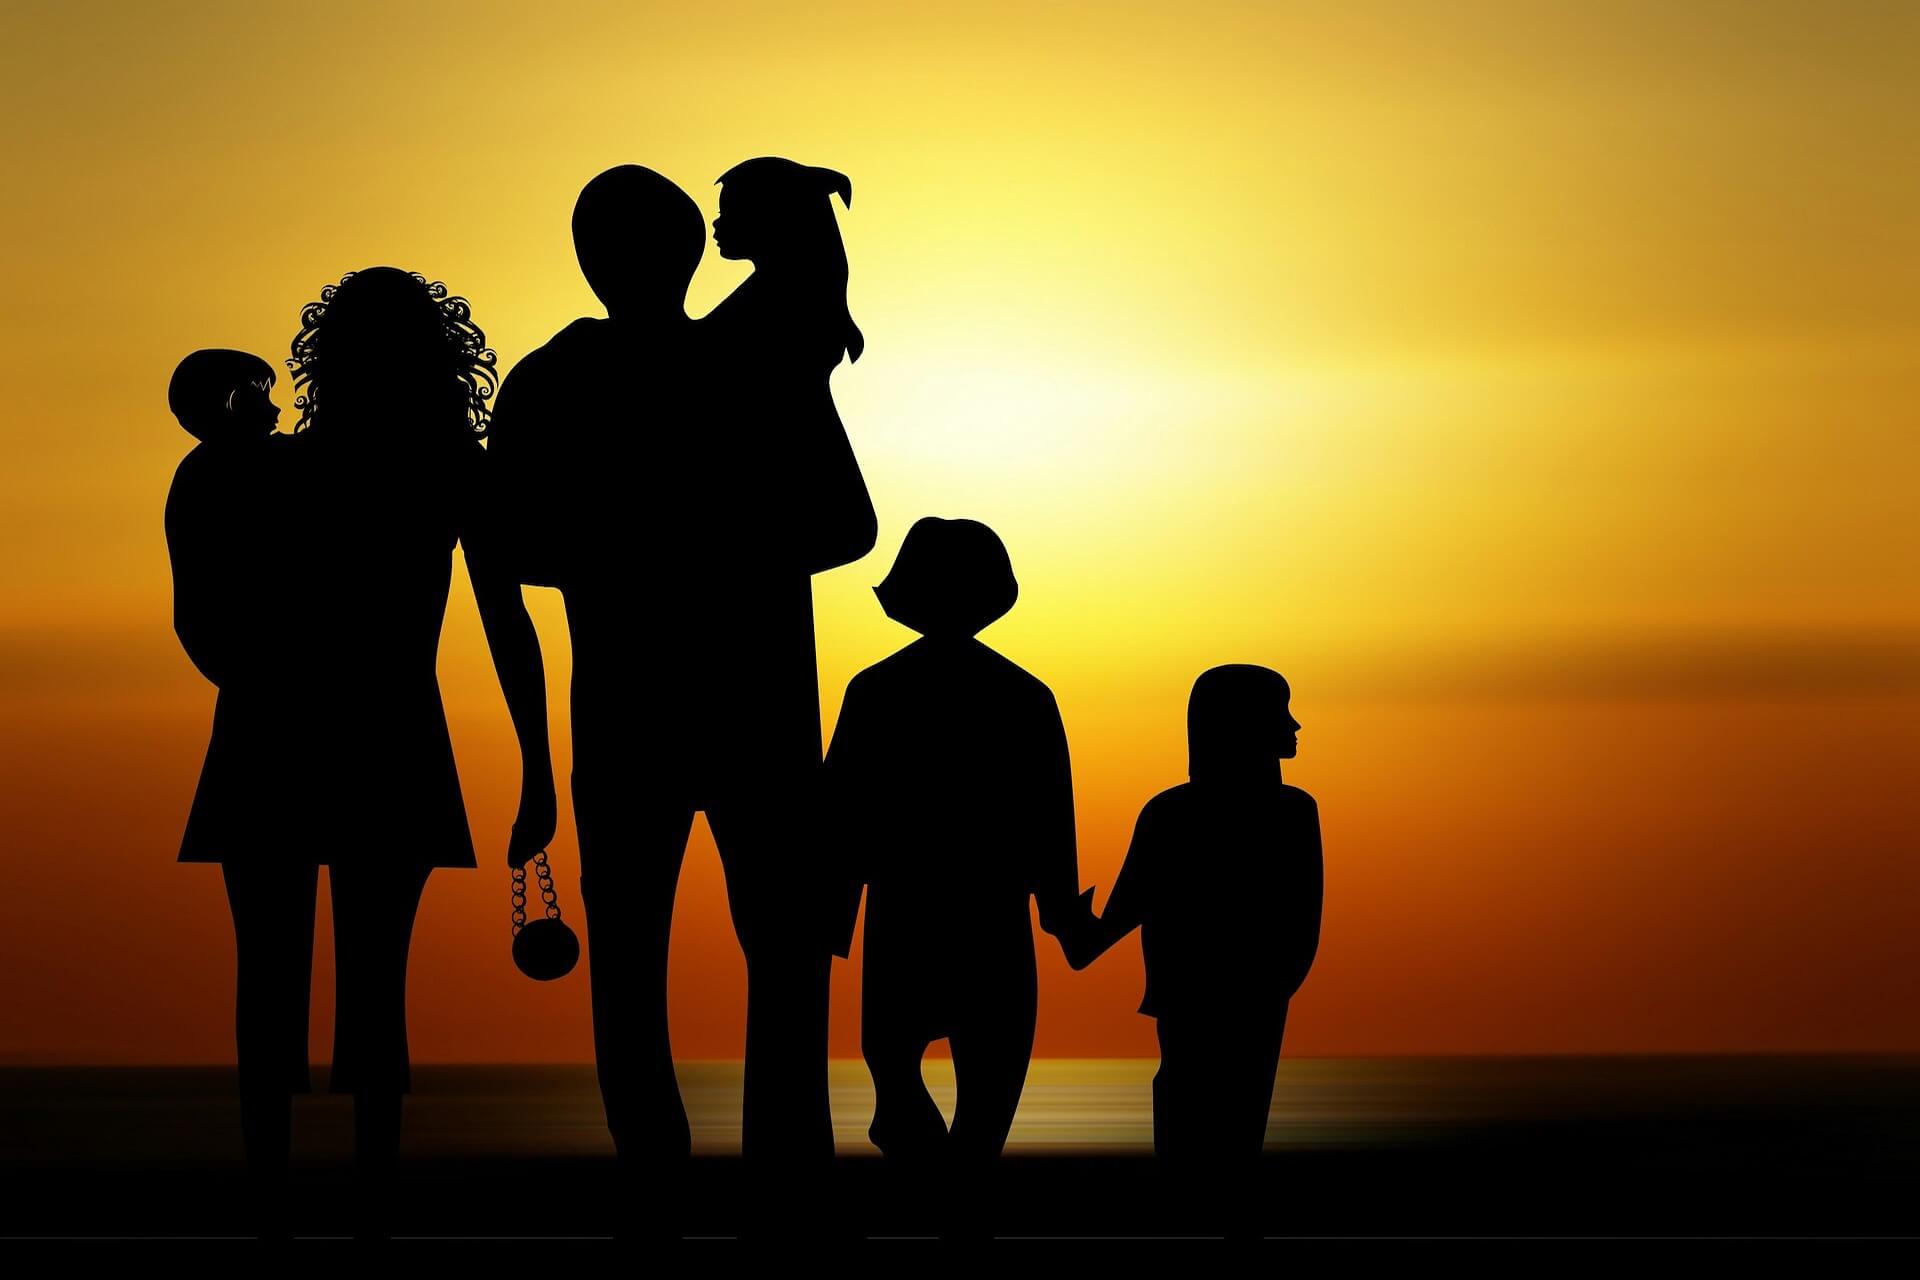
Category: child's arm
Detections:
[
  {"x1": 462, "y1": 456, "x2": 556, "y2": 869},
  {"x1": 1278, "y1": 793, "x2": 1325, "y2": 997},
  {"x1": 1069, "y1": 799, "x2": 1161, "y2": 971}
]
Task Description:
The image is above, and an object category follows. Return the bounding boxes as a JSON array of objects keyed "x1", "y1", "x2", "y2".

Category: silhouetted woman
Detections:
[
  {"x1": 825, "y1": 518, "x2": 1089, "y2": 1170},
  {"x1": 1074, "y1": 666, "x2": 1323, "y2": 1168},
  {"x1": 191, "y1": 268, "x2": 554, "y2": 1217}
]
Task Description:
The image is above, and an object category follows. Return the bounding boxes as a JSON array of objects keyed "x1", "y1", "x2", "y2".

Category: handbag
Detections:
[{"x1": 511, "y1": 849, "x2": 580, "y2": 981}]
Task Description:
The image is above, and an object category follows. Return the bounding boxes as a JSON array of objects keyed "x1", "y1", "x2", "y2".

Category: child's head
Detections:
[
  {"x1": 168, "y1": 349, "x2": 279, "y2": 443},
  {"x1": 713, "y1": 156, "x2": 863, "y2": 363},
  {"x1": 712, "y1": 156, "x2": 850, "y2": 266},
  {"x1": 874, "y1": 517, "x2": 1018, "y2": 639},
  {"x1": 1188, "y1": 665, "x2": 1300, "y2": 780}
]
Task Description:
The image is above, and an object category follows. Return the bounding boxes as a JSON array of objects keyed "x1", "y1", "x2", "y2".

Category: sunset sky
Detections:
[{"x1": 2, "y1": 1, "x2": 1916, "y2": 1065}]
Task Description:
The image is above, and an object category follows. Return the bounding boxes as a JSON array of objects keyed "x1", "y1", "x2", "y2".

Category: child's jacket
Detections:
[
  {"x1": 1102, "y1": 780, "x2": 1323, "y2": 1024},
  {"x1": 826, "y1": 636, "x2": 1081, "y2": 1036}
]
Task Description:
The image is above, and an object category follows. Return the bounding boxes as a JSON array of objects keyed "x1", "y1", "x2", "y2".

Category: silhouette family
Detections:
[{"x1": 163, "y1": 159, "x2": 1324, "y2": 1232}]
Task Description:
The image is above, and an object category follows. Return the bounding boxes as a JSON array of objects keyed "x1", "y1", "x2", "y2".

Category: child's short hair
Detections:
[
  {"x1": 168, "y1": 348, "x2": 275, "y2": 442},
  {"x1": 1188, "y1": 665, "x2": 1292, "y2": 777},
  {"x1": 874, "y1": 517, "x2": 1018, "y2": 637}
]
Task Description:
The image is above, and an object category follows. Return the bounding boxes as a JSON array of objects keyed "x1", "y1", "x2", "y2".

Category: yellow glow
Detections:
[{"x1": 2, "y1": 1, "x2": 1916, "y2": 1063}]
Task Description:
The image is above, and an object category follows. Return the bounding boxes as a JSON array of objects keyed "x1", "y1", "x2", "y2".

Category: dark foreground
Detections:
[{"x1": 4, "y1": 1057, "x2": 1917, "y2": 1239}]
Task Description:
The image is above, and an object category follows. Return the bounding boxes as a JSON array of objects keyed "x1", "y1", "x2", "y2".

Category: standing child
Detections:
[
  {"x1": 826, "y1": 517, "x2": 1093, "y2": 1168},
  {"x1": 1073, "y1": 665, "x2": 1323, "y2": 1165}
]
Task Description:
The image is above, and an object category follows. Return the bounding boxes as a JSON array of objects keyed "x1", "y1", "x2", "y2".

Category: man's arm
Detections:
[
  {"x1": 821, "y1": 672, "x2": 878, "y2": 959},
  {"x1": 1032, "y1": 689, "x2": 1092, "y2": 943}
]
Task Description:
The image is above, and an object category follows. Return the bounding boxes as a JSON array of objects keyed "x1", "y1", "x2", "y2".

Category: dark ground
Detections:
[{"x1": 4, "y1": 1057, "x2": 1917, "y2": 1239}]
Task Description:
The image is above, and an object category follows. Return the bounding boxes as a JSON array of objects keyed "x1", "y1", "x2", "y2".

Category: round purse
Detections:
[{"x1": 511, "y1": 849, "x2": 580, "y2": 981}]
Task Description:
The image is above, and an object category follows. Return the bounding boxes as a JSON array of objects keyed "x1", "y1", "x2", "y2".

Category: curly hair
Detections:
[{"x1": 285, "y1": 268, "x2": 497, "y2": 438}]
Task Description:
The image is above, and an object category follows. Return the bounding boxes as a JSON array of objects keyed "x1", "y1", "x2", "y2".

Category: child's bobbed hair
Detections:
[{"x1": 874, "y1": 517, "x2": 1018, "y2": 638}]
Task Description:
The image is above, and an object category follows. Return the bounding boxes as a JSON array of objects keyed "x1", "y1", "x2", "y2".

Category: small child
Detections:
[
  {"x1": 1073, "y1": 665, "x2": 1323, "y2": 1165},
  {"x1": 825, "y1": 517, "x2": 1093, "y2": 1165},
  {"x1": 164, "y1": 348, "x2": 290, "y2": 862}
]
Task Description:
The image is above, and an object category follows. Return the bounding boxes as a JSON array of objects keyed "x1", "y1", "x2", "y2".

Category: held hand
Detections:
[
  {"x1": 1049, "y1": 889, "x2": 1101, "y2": 972},
  {"x1": 824, "y1": 879, "x2": 863, "y2": 961},
  {"x1": 507, "y1": 773, "x2": 558, "y2": 870}
]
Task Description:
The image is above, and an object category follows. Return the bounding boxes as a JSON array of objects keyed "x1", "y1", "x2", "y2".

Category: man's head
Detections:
[{"x1": 572, "y1": 166, "x2": 705, "y2": 319}]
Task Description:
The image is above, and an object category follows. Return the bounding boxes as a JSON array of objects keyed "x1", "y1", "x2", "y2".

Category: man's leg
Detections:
[
  {"x1": 707, "y1": 784, "x2": 836, "y2": 1167},
  {"x1": 576, "y1": 779, "x2": 697, "y2": 1167},
  {"x1": 948, "y1": 988, "x2": 1036, "y2": 1166},
  {"x1": 863, "y1": 1016, "x2": 946, "y2": 1162}
]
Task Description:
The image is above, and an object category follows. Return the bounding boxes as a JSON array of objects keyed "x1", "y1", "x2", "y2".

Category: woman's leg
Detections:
[
  {"x1": 221, "y1": 860, "x2": 318, "y2": 1178},
  {"x1": 328, "y1": 861, "x2": 431, "y2": 1175}
]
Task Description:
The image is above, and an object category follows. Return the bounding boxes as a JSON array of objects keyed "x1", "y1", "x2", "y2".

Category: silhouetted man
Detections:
[{"x1": 487, "y1": 165, "x2": 862, "y2": 1181}]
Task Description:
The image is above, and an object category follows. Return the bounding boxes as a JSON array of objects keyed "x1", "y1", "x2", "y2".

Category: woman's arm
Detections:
[{"x1": 462, "y1": 454, "x2": 556, "y2": 867}]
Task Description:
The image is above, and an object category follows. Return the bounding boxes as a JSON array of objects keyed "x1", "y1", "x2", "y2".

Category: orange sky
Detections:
[{"x1": 2, "y1": 1, "x2": 1917, "y2": 1064}]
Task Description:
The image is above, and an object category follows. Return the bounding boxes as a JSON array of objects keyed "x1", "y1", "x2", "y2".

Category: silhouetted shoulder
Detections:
[
  {"x1": 545, "y1": 315, "x2": 610, "y2": 354},
  {"x1": 165, "y1": 444, "x2": 213, "y2": 513},
  {"x1": 998, "y1": 653, "x2": 1058, "y2": 712},
  {"x1": 839, "y1": 658, "x2": 891, "y2": 702},
  {"x1": 502, "y1": 317, "x2": 605, "y2": 385},
  {"x1": 1139, "y1": 782, "x2": 1198, "y2": 825},
  {"x1": 877, "y1": 639, "x2": 1057, "y2": 705},
  {"x1": 1276, "y1": 786, "x2": 1321, "y2": 840},
  {"x1": 966, "y1": 642, "x2": 1056, "y2": 702}
]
